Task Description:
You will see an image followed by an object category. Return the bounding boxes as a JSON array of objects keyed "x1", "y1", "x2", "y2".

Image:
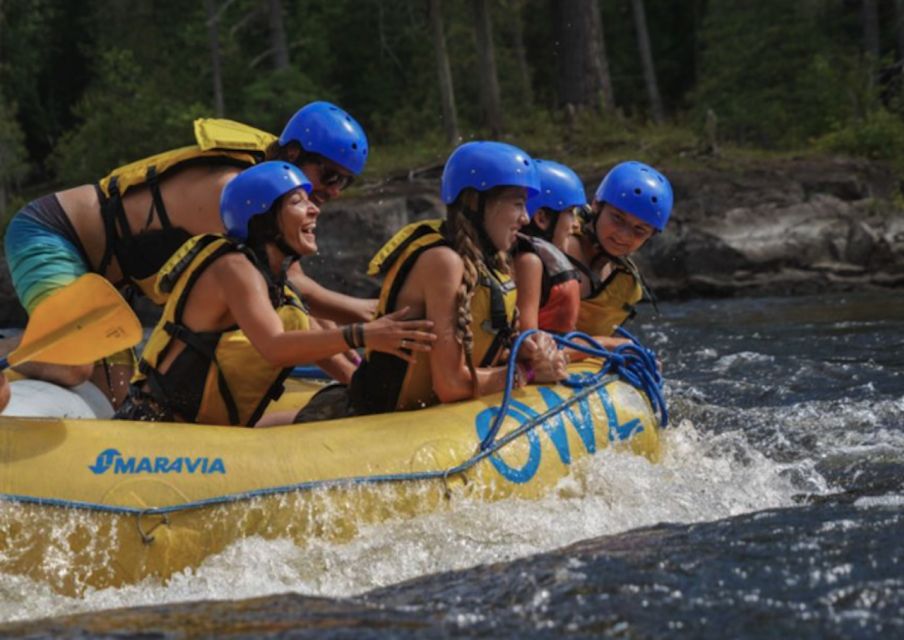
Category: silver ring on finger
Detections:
[{"x1": 400, "y1": 339, "x2": 408, "y2": 349}]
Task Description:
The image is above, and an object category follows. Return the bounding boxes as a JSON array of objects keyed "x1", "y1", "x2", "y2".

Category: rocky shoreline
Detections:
[
  {"x1": 1, "y1": 155, "x2": 901, "y2": 327},
  {"x1": 303, "y1": 154, "x2": 904, "y2": 300}
]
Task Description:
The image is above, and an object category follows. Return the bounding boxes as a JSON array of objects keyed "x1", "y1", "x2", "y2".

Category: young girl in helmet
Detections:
[
  {"x1": 512, "y1": 159, "x2": 586, "y2": 334},
  {"x1": 114, "y1": 161, "x2": 435, "y2": 426},
  {"x1": 564, "y1": 161, "x2": 673, "y2": 345},
  {"x1": 349, "y1": 141, "x2": 568, "y2": 415}
]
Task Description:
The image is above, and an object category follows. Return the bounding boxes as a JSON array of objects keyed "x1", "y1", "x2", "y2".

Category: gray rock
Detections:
[{"x1": 2, "y1": 157, "x2": 902, "y2": 327}]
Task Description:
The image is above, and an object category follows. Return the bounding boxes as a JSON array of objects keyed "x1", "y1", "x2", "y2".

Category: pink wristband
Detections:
[{"x1": 516, "y1": 363, "x2": 535, "y2": 387}]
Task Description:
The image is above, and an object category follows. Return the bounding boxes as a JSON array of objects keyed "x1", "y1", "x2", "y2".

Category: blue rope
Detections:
[
  {"x1": 0, "y1": 372, "x2": 620, "y2": 518},
  {"x1": 478, "y1": 327, "x2": 668, "y2": 451}
]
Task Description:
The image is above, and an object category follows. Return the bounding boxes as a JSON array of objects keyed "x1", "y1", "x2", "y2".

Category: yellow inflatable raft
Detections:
[{"x1": 0, "y1": 360, "x2": 661, "y2": 596}]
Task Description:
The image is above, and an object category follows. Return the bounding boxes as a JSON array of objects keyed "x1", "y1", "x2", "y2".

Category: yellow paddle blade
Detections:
[{"x1": 6, "y1": 274, "x2": 142, "y2": 367}]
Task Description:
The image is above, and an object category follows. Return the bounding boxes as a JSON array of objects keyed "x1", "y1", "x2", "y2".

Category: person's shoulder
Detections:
[
  {"x1": 417, "y1": 244, "x2": 463, "y2": 270},
  {"x1": 206, "y1": 248, "x2": 255, "y2": 279},
  {"x1": 562, "y1": 234, "x2": 584, "y2": 262},
  {"x1": 514, "y1": 249, "x2": 543, "y2": 269},
  {"x1": 410, "y1": 245, "x2": 464, "y2": 292}
]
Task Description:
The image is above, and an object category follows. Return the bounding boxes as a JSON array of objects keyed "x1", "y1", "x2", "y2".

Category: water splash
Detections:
[{"x1": 0, "y1": 419, "x2": 820, "y2": 624}]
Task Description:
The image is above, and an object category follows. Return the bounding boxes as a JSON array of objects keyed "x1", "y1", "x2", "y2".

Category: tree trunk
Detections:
[
  {"x1": 554, "y1": 0, "x2": 615, "y2": 113},
  {"x1": 895, "y1": 0, "x2": 904, "y2": 63},
  {"x1": 203, "y1": 0, "x2": 225, "y2": 116},
  {"x1": 862, "y1": 0, "x2": 880, "y2": 87},
  {"x1": 268, "y1": 0, "x2": 289, "y2": 70},
  {"x1": 508, "y1": 0, "x2": 534, "y2": 108},
  {"x1": 472, "y1": 0, "x2": 504, "y2": 136},
  {"x1": 429, "y1": 0, "x2": 460, "y2": 145},
  {"x1": 587, "y1": 0, "x2": 615, "y2": 112},
  {"x1": 0, "y1": 0, "x2": 9, "y2": 212},
  {"x1": 631, "y1": 0, "x2": 664, "y2": 123}
]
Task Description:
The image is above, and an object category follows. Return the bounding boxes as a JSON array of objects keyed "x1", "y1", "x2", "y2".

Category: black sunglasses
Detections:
[
  {"x1": 303, "y1": 157, "x2": 354, "y2": 191},
  {"x1": 321, "y1": 166, "x2": 354, "y2": 190}
]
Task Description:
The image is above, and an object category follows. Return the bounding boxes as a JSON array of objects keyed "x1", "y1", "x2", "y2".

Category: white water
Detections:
[{"x1": 0, "y1": 421, "x2": 827, "y2": 624}]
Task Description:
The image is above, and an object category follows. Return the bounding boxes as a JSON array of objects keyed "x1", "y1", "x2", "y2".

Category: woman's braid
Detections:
[{"x1": 447, "y1": 206, "x2": 483, "y2": 395}]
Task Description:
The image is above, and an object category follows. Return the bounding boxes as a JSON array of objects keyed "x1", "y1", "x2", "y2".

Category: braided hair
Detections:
[{"x1": 446, "y1": 188, "x2": 519, "y2": 397}]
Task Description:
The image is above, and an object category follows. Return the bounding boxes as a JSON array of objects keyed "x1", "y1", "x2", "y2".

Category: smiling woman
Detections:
[
  {"x1": 114, "y1": 161, "x2": 436, "y2": 426},
  {"x1": 349, "y1": 141, "x2": 569, "y2": 415}
]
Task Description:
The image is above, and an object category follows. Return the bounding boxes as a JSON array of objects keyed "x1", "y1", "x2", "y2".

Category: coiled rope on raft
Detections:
[{"x1": 478, "y1": 327, "x2": 668, "y2": 451}]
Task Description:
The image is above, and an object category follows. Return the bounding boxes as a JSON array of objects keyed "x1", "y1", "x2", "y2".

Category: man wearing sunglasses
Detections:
[{"x1": 265, "y1": 101, "x2": 376, "y2": 328}]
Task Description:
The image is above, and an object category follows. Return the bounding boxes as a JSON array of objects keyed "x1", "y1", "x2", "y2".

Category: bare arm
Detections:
[
  {"x1": 414, "y1": 249, "x2": 509, "y2": 404},
  {"x1": 306, "y1": 315, "x2": 358, "y2": 384},
  {"x1": 215, "y1": 255, "x2": 434, "y2": 367},
  {"x1": 288, "y1": 268, "x2": 376, "y2": 323},
  {"x1": 0, "y1": 372, "x2": 9, "y2": 412},
  {"x1": 513, "y1": 252, "x2": 543, "y2": 331}
]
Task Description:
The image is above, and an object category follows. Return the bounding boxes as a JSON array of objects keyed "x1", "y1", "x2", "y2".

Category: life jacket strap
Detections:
[
  {"x1": 162, "y1": 320, "x2": 242, "y2": 426},
  {"x1": 478, "y1": 270, "x2": 515, "y2": 367},
  {"x1": 146, "y1": 166, "x2": 174, "y2": 229}
]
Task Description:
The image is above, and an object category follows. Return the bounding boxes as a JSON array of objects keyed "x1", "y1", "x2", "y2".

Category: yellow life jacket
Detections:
[
  {"x1": 96, "y1": 119, "x2": 277, "y2": 305},
  {"x1": 134, "y1": 234, "x2": 309, "y2": 426},
  {"x1": 349, "y1": 219, "x2": 518, "y2": 414},
  {"x1": 574, "y1": 256, "x2": 643, "y2": 337}
]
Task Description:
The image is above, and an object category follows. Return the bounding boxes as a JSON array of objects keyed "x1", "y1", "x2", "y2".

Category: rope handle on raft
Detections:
[{"x1": 477, "y1": 327, "x2": 668, "y2": 452}]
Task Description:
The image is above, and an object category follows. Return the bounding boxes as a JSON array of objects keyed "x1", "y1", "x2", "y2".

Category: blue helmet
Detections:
[
  {"x1": 594, "y1": 161, "x2": 673, "y2": 231},
  {"x1": 220, "y1": 161, "x2": 312, "y2": 240},
  {"x1": 278, "y1": 101, "x2": 369, "y2": 176},
  {"x1": 440, "y1": 141, "x2": 540, "y2": 204},
  {"x1": 527, "y1": 159, "x2": 587, "y2": 218}
]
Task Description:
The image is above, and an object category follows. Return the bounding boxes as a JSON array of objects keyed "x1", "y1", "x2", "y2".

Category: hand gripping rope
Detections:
[{"x1": 477, "y1": 327, "x2": 668, "y2": 452}]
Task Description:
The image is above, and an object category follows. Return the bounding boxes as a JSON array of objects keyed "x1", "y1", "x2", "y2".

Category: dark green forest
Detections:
[{"x1": 1, "y1": 0, "x2": 903, "y2": 214}]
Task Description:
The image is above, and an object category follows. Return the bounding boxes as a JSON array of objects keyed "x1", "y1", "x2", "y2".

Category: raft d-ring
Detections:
[
  {"x1": 136, "y1": 511, "x2": 170, "y2": 544},
  {"x1": 441, "y1": 468, "x2": 468, "y2": 500}
]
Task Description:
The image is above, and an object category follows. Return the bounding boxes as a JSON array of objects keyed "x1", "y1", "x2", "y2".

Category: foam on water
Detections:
[
  {"x1": 0, "y1": 419, "x2": 824, "y2": 624},
  {"x1": 3, "y1": 292, "x2": 900, "y2": 629}
]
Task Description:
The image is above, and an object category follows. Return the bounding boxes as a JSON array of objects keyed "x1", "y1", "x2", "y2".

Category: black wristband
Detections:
[
  {"x1": 342, "y1": 324, "x2": 357, "y2": 349},
  {"x1": 354, "y1": 322, "x2": 366, "y2": 348}
]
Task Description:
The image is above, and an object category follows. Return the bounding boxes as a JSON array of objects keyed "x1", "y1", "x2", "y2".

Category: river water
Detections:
[{"x1": 1, "y1": 291, "x2": 902, "y2": 637}]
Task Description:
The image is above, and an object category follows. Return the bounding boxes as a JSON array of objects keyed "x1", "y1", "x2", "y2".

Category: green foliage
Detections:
[
  {"x1": 816, "y1": 108, "x2": 904, "y2": 163},
  {"x1": 238, "y1": 67, "x2": 328, "y2": 136},
  {"x1": 4, "y1": 0, "x2": 904, "y2": 193},
  {"x1": 0, "y1": 95, "x2": 28, "y2": 187},
  {"x1": 692, "y1": 0, "x2": 854, "y2": 147},
  {"x1": 51, "y1": 49, "x2": 208, "y2": 184}
]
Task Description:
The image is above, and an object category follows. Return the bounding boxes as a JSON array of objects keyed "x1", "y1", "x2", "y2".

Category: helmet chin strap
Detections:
[
  {"x1": 581, "y1": 205, "x2": 620, "y2": 269},
  {"x1": 274, "y1": 235, "x2": 300, "y2": 260},
  {"x1": 462, "y1": 192, "x2": 498, "y2": 264}
]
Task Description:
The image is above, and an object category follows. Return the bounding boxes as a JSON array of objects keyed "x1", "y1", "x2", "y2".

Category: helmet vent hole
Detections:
[
  {"x1": 634, "y1": 188, "x2": 642, "y2": 195},
  {"x1": 523, "y1": 159, "x2": 530, "y2": 166},
  {"x1": 351, "y1": 143, "x2": 358, "y2": 150},
  {"x1": 651, "y1": 196, "x2": 658, "y2": 203}
]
